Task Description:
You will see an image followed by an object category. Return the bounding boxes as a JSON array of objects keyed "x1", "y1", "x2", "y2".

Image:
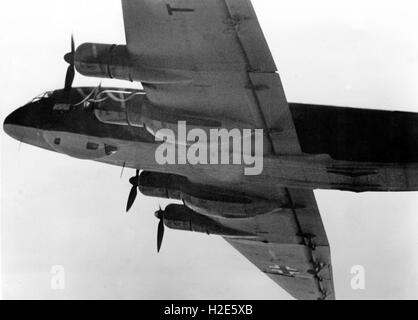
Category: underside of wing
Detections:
[
  {"x1": 121, "y1": 0, "x2": 332, "y2": 299},
  {"x1": 138, "y1": 172, "x2": 335, "y2": 300},
  {"x1": 122, "y1": 0, "x2": 276, "y2": 72},
  {"x1": 122, "y1": 0, "x2": 301, "y2": 155},
  {"x1": 223, "y1": 188, "x2": 335, "y2": 300}
]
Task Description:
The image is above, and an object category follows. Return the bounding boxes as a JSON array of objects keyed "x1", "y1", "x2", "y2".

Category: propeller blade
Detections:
[
  {"x1": 71, "y1": 34, "x2": 75, "y2": 54},
  {"x1": 64, "y1": 35, "x2": 75, "y2": 91},
  {"x1": 64, "y1": 34, "x2": 75, "y2": 63},
  {"x1": 157, "y1": 218, "x2": 165, "y2": 253},
  {"x1": 64, "y1": 64, "x2": 75, "y2": 91},
  {"x1": 120, "y1": 161, "x2": 126, "y2": 179},
  {"x1": 126, "y1": 186, "x2": 137, "y2": 212},
  {"x1": 126, "y1": 170, "x2": 140, "y2": 212}
]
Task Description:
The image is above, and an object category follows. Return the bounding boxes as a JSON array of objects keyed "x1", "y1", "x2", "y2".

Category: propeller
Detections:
[
  {"x1": 155, "y1": 206, "x2": 165, "y2": 253},
  {"x1": 126, "y1": 170, "x2": 140, "y2": 212},
  {"x1": 63, "y1": 35, "x2": 75, "y2": 91}
]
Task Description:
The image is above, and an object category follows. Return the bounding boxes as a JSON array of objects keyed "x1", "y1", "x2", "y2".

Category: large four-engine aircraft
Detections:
[{"x1": 4, "y1": 0, "x2": 418, "y2": 300}]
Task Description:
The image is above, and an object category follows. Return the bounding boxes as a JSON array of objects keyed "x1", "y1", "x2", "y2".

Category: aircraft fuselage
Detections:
[{"x1": 4, "y1": 87, "x2": 418, "y2": 201}]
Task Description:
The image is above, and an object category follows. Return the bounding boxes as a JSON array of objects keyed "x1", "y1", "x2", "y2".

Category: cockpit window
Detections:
[{"x1": 31, "y1": 91, "x2": 53, "y2": 103}]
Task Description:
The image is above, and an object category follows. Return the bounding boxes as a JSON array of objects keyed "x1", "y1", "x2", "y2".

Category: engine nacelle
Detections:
[
  {"x1": 74, "y1": 43, "x2": 190, "y2": 84},
  {"x1": 139, "y1": 172, "x2": 280, "y2": 219},
  {"x1": 162, "y1": 204, "x2": 253, "y2": 237}
]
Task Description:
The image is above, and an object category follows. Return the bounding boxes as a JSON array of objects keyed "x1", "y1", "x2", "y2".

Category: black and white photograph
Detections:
[{"x1": 1, "y1": 0, "x2": 418, "y2": 306}]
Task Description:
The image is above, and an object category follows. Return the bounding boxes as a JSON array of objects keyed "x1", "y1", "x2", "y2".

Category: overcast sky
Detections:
[{"x1": 1, "y1": 0, "x2": 418, "y2": 299}]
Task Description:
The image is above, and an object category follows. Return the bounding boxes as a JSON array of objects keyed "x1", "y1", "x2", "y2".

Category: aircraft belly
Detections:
[
  {"x1": 33, "y1": 130, "x2": 418, "y2": 195},
  {"x1": 94, "y1": 139, "x2": 418, "y2": 195}
]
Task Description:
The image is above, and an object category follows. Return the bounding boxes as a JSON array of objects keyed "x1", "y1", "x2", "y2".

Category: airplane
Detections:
[{"x1": 3, "y1": 0, "x2": 418, "y2": 300}]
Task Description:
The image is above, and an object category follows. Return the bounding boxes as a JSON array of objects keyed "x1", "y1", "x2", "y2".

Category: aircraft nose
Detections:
[
  {"x1": 3, "y1": 106, "x2": 26, "y2": 139},
  {"x1": 3, "y1": 102, "x2": 54, "y2": 151},
  {"x1": 3, "y1": 102, "x2": 47, "y2": 139}
]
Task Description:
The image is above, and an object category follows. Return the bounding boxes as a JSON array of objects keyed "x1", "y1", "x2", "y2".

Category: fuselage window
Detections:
[
  {"x1": 54, "y1": 138, "x2": 61, "y2": 145},
  {"x1": 86, "y1": 142, "x2": 99, "y2": 150},
  {"x1": 104, "y1": 144, "x2": 118, "y2": 155},
  {"x1": 53, "y1": 103, "x2": 71, "y2": 111}
]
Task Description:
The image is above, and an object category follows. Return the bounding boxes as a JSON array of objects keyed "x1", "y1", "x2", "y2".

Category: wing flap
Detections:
[
  {"x1": 224, "y1": 0, "x2": 277, "y2": 72},
  {"x1": 249, "y1": 73, "x2": 301, "y2": 154},
  {"x1": 286, "y1": 188, "x2": 329, "y2": 246}
]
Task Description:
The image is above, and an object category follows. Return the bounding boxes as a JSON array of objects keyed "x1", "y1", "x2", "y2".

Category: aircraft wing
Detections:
[
  {"x1": 122, "y1": 0, "x2": 334, "y2": 299},
  {"x1": 223, "y1": 188, "x2": 335, "y2": 300},
  {"x1": 122, "y1": 0, "x2": 301, "y2": 154}
]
